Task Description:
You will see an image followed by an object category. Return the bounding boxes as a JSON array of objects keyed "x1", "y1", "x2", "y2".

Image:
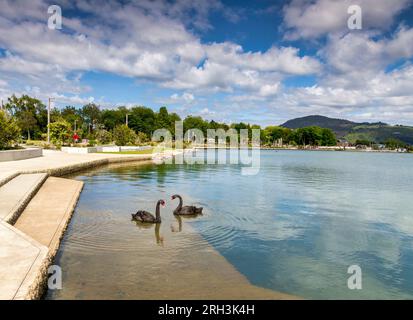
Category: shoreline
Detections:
[
  {"x1": 194, "y1": 146, "x2": 411, "y2": 154},
  {"x1": 0, "y1": 149, "x2": 187, "y2": 300}
]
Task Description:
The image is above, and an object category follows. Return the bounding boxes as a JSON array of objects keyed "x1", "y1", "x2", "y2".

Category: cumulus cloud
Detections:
[
  {"x1": 0, "y1": 0, "x2": 413, "y2": 124},
  {"x1": 282, "y1": 0, "x2": 411, "y2": 40},
  {"x1": 0, "y1": 0, "x2": 320, "y2": 100}
]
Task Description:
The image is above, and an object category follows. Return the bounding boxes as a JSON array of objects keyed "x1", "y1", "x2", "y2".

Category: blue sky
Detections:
[{"x1": 1, "y1": 0, "x2": 413, "y2": 125}]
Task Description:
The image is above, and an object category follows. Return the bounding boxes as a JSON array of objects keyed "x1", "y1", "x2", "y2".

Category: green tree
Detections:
[
  {"x1": 81, "y1": 103, "x2": 101, "y2": 128},
  {"x1": 183, "y1": 116, "x2": 208, "y2": 135},
  {"x1": 101, "y1": 109, "x2": 125, "y2": 131},
  {"x1": 0, "y1": 110, "x2": 21, "y2": 150},
  {"x1": 321, "y1": 128, "x2": 337, "y2": 146},
  {"x1": 385, "y1": 138, "x2": 405, "y2": 150},
  {"x1": 263, "y1": 126, "x2": 292, "y2": 145},
  {"x1": 129, "y1": 106, "x2": 156, "y2": 136},
  {"x1": 49, "y1": 120, "x2": 72, "y2": 145},
  {"x1": 4, "y1": 95, "x2": 47, "y2": 140},
  {"x1": 61, "y1": 106, "x2": 83, "y2": 132},
  {"x1": 113, "y1": 124, "x2": 137, "y2": 146}
]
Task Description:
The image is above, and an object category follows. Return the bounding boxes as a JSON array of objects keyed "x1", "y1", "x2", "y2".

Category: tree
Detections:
[
  {"x1": 113, "y1": 124, "x2": 137, "y2": 146},
  {"x1": 18, "y1": 110, "x2": 37, "y2": 140},
  {"x1": 4, "y1": 95, "x2": 47, "y2": 140},
  {"x1": 81, "y1": 103, "x2": 101, "y2": 127},
  {"x1": 263, "y1": 126, "x2": 291, "y2": 145},
  {"x1": 385, "y1": 138, "x2": 405, "y2": 150},
  {"x1": 101, "y1": 109, "x2": 125, "y2": 131},
  {"x1": 183, "y1": 116, "x2": 208, "y2": 135},
  {"x1": 49, "y1": 120, "x2": 72, "y2": 145},
  {"x1": 129, "y1": 106, "x2": 156, "y2": 136},
  {"x1": 61, "y1": 106, "x2": 83, "y2": 132},
  {"x1": 0, "y1": 110, "x2": 21, "y2": 150},
  {"x1": 321, "y1": 128, "x2": 337, "y2": 146}
]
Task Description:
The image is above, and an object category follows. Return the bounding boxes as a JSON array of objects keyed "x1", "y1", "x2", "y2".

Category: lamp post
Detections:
[
  {"x1": 126, "y1": 114, "x2": 131, "y2": 127},
  {"x1": 47, "y1": 98, "x2": 55, "y2": 144},
  {"x1": 74, "y1": 120, "x2": 77, "y2": 132}
]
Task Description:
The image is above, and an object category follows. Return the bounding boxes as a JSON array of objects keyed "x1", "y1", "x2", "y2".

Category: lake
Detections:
[{"x1": 46, "y1": 150, "x2": 413, "y2": 299}]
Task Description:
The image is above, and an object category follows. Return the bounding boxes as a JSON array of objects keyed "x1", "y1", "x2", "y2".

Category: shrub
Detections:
[
  {"x1": 95, "y1": 129, "x2": 113, "y2": 145},
  {"x1": 49, "y1": 120, "x2": 72, "y2": 146},
  {"x1": 113, "y1": 124, "x2": 137, "y2": 146},
  {"x1": 136, "y1": 132, "x2": 149, "y2": 145},
  {"x1": 0, "y1": 110, "x2": 21, "y2": 150}
]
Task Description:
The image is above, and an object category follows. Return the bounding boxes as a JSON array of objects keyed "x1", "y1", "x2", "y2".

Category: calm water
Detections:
[{"x1": 47, "y1": 150, "x2": 413, "y2": 299}]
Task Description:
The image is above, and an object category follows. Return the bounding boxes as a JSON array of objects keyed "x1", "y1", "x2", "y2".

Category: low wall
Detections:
[
  {"x1": 61, "y1": 147, "x2": 97, "y2": 154},
  {"x1": 120, "y1": 145, "x2": 152, "y2": 151},
  {"x1": 0, "y1": 148, "x2": 43, "y2": 162}
]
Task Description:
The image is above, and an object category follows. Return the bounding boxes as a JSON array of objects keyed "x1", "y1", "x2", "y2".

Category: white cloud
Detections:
[
  {"x1": 170, "y1": 92, "x2": 195, "y2": 103},
  {"x1": 283, "y1": 0, "x2": 411, "y2": 40},
  {"x1": 0, "y1": 0, "x2": 413, "y2": 125},
  {"x1": 0, "y1": 0, "x2": 321, "y2": 100}
]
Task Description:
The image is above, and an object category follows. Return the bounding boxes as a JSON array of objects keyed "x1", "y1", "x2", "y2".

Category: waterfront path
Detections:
[
  {"x1": 0, "y1": 149, "x2": 159, "y2": 300},
  {"x1": 0, "y1": 149, "x2": 156, "y2": 187}
]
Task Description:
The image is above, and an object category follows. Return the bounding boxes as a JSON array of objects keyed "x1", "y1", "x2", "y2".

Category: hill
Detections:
[{"x1": 281, "y1": 115, "x2": 413, "y2": 145}]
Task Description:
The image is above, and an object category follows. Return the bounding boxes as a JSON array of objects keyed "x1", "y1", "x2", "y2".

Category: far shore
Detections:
[{"x1": 193, "y1": 145, "x2": 412, "y2": 154}]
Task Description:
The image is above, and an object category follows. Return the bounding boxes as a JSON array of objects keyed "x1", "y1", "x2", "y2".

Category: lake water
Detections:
[{"x1": 47, "y1": 150, "x2": 413, "y2": 299}]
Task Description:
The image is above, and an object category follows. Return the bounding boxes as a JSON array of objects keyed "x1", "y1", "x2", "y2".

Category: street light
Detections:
[
  {"x1": 47, "y1": 98, "x2": 55, "y2": 144},
  {"x1": 126, "y1": 114, "x2": 131, "y2": 127},
  {"x1": 74, "y1": 120, "x2": 77, "y2": 132}
]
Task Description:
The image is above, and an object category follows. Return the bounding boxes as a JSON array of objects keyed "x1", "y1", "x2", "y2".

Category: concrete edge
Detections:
[
  {"x1": 0, "y1": 172, "x2": 20, "y2": 188},
  {"x1": 5, "y1": 173, "x2": 49, "y2": 225},
  {"x1": 14, "y1": 155, "x2": 154, "y2": 178},
  {"x1": 47, "y1": 180, "x2": 84, "y2": 255},
  {"x1": 14, "y1": 179, "x2": 84, "y2": 300}
]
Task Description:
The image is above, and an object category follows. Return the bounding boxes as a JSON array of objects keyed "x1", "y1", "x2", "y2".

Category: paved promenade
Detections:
[
  {"x1": 0, "y1": 149, "x2": 155, "y2": 187},
  {"x1": 0, "y1": 149, "x2": 158, "y2": 300}
]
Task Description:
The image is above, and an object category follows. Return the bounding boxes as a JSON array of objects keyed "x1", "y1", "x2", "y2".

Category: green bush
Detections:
[
  {"x1": 49, "y1": 120, "x2": 72, "y2": 146},
  {"x1": 95, "y1": 129, "x2": 113, "y2": 145},
  {"x1": 0, "y1": 110, "x2": 21, "y2": 150},
  {"x1": 113, "y1": 124, "x2": 137, "y2": 146}
]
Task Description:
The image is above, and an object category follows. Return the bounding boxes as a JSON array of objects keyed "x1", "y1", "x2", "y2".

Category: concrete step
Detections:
[
  {"x1": 14, "y1": 177, "x2": 84, "y2": 251},
  {"x1": 0, "y1": 221, "x2": 48, "y2": 300},
  {"x1": 0, "y1": 173, "x2": 48, "y2": 224}
]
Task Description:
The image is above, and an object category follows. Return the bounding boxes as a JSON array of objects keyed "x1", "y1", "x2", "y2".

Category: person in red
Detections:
[{"x1": 73, "y1": 132, "x2": 80, "y2": 143}]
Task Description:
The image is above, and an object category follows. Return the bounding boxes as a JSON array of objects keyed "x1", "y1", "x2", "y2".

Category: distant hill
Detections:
[
  {"x1": 281, "y1": 115, "x2": 413, "y2": 145},
  {"x1": 282, "y1": 115, "x2": 357, "y2": 137}
]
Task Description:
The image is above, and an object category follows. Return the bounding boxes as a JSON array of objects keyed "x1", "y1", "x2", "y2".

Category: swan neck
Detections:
[
  {"x1": 177, "y1": 195, "x2": 183, "y2": 210},
  {"x1": 155, "y1": 202, "x2": 161, "y2": 222}
]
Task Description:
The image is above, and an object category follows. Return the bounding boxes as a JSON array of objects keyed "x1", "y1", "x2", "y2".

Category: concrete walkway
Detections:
[
  {"x1": 0, "y1": 221, "x2": 48, "y2": 300},
  {"x1": 0, "y1": 176, "x2": 84, "y2": 300},
  {"x1": 0, "y1": 150, "x2": 154, "y2": 187},
  {"x1": 0, "y1": 149, "x2": 164, "y2": 300}
]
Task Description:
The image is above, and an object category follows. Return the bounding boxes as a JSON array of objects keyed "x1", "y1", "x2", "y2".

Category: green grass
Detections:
[{"x1": 98, "y1": 148, "x2": 155, "y2": 155}]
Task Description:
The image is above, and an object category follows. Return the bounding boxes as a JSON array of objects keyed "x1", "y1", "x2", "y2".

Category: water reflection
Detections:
[
  {"x1": 133, "y1": 221, "x2": 164, "y2": 246},
  {"x1": 49, "y1": 150, "x2": 413, "y2": 299}
]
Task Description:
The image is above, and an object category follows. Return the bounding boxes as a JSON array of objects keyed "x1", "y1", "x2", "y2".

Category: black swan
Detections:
[
  {"x1": 171, "y1": 194, "x2": 203, "y2": 215},
  {"x1": 131, "y1": 199, "x2": 165, "y2": 223}
]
